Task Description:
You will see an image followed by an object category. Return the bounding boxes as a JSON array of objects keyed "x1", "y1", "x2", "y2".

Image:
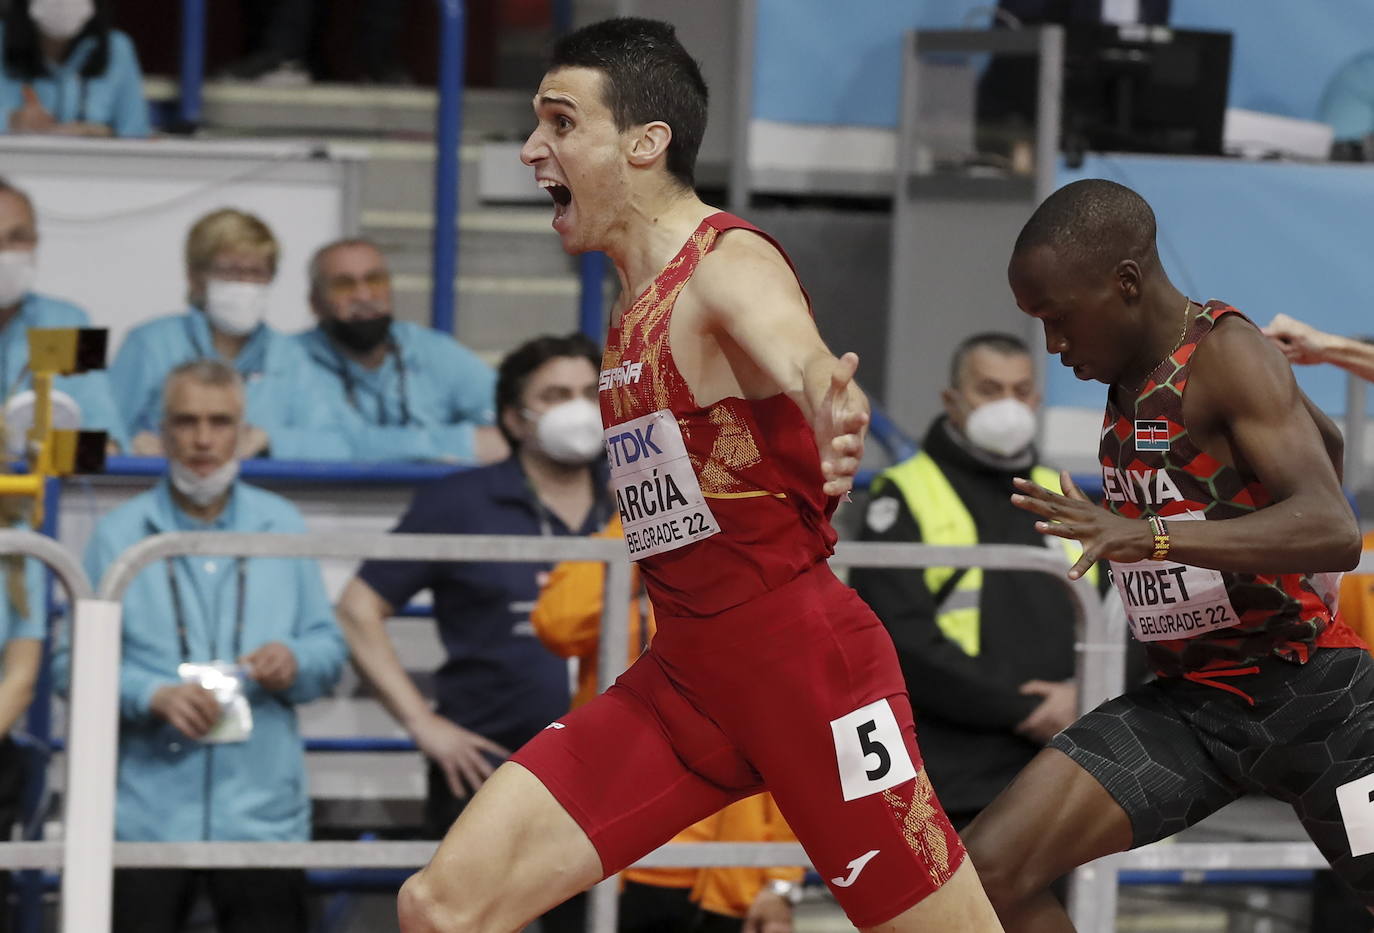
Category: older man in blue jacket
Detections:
[{"x1": 55, "y1": 358, "x2": 346, "y2": 933}]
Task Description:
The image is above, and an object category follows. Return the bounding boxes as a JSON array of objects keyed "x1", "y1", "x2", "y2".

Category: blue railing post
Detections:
[
  {"x1": 578, "y1": 252, "x2": 608, "y2": 338},
  {"x1": 178, "y1": 0, "x2": 207, "y2": 129},
  {"x1": 431, "y1": 0, "x2": 466, "y2": 335}
]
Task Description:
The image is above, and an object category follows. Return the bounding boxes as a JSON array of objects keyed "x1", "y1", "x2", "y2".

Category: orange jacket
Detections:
[
  {"x1": 530, "y1": 515, "x2": 804, "y2": 918},
  {"x1": 1338, "y1": 531, "x2": 1374, "y2": 648}
]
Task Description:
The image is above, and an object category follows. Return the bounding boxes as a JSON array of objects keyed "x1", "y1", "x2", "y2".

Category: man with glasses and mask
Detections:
[
  {"x1": 336, "y1": 334, "x2": 610, "y2": 930},
  {"x1": 851, "y1": 332, "x2": 1104, "y2": 834},
  {"x1": 0, "y1": 177, "x2": 127, "y2": 450},
  {"x1": 55, "y1": 358, "x2": 346, "y2": 933},
  {"x1": 292, "y1": 237, "x2": 506, "y2": 463}
]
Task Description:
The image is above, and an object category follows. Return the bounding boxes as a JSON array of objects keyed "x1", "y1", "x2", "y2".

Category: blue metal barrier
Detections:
[
  {"x1": 103, "y1": 456, "x2": 461, "y2": 486},
  {"x1": 578, "y1": 252, "x2": 609, "y2": 338},
  {"x1": 177, "y1": 0, "x2": 207, "y2": 129},
  {"x1": 431, "y1": 0, "x2": 467, "y2": 336}
]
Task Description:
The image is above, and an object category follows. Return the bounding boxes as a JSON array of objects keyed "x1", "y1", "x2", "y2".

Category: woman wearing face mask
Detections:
[
  {"x1": 1, "y1": 0, "x2": 150, "y2": 138},
  {"x1": 110, "y1": 208, "x2": 313, "y2": 460}
]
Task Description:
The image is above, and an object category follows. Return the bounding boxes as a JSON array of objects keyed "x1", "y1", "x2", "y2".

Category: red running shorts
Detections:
[{"x1": 512, "y1": 561, "x2": 966, "y2": 928}]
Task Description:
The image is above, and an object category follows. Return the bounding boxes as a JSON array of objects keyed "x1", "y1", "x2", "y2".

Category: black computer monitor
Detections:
[{"x1": 1062, "y1": 24, "x2": 1232, "y2": 160}]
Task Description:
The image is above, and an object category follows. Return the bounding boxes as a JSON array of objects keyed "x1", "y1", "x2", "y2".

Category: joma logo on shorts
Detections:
[{"x1": 599, "y1": 361, "x2": 644, "y2": 391}]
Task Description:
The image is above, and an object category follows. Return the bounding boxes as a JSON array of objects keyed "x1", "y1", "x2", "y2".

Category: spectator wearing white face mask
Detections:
[
  {"x1": 1, "y1": 0, "x2": 150, "y2": 138},
  {"x1": 334, "y1": 334, "x2": 612, "y2": 901},
  {"x1": 0, "y1": 176, "x2": 127, "y2": 449},
  {"x1": 110, "y1": 208, "x2": 314, "y2": 460},
  {"x1": 851, "y1": 332, "x2": 1121, "y2": 834}
]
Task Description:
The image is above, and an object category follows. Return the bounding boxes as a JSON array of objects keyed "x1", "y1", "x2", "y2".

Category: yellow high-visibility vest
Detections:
[{"x1": 871, "y1": 451, "x2": 1097, "y2": 656}]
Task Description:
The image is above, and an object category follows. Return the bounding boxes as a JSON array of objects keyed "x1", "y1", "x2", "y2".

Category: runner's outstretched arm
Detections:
[
  {"x1": 691, "y1": 237, "x2": 869, "y2": 496},
  {"x1": 1013, "y1": 317, "x2": 1360, "y2": 578}
]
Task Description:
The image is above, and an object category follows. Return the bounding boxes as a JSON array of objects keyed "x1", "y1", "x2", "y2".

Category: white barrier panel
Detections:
[
  {"x1": 59, "y1": 599, "x2": 123, "y2": 933},
  {"x1": 0, "y1": 137, "x2": 366, "y2": 353}
]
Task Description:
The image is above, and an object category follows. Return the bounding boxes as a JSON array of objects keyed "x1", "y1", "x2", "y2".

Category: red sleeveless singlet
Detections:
[{"x1": 598, "y1": 212, "x2": 838, "y2": 619}]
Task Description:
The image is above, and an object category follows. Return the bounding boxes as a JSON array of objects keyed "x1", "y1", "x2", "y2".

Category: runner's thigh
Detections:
[
  {"x1": 718, "y1": 592, "x2": 967, "y2": 929},
  {"x1": 513, "y1": 654, "x2": 758, "y2": 875},
  {"x1": 1051, "y1": 680, "x2": 1243, "y2": 847}
]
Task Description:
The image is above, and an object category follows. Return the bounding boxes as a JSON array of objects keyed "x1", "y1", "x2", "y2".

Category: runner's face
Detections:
[
  {"x1": 1010, "y1": 245, "x2": 1133, "y2": 386},
  {"x1": 521, "y1": 67, "x2": 631, "y2": 255}
]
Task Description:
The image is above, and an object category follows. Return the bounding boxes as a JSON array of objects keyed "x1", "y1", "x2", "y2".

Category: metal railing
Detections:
[
  {"x1": 9, "y1": 527, "x2": 1370, "y2": 929},
  {"x1": 58, "y1": 534, "x2": 1106, "y2": 932}
]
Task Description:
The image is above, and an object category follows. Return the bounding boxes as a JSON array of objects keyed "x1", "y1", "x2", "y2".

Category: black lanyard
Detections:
[
  {"x1": 165, "y1": 557, "x2": 247, "y2": 662},
  {"x1": 334, "y1": 342, "x2": 412, "y2": 427}
]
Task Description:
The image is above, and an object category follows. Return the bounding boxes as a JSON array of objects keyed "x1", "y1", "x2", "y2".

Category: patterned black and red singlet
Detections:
[{"x1": 1099, "y1": 301, "x2": 1363, "y2": 677}]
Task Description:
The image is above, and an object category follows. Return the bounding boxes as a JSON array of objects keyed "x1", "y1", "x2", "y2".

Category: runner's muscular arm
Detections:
[
  {"x1": 691, "y1": 236, "x2": 870, "y2": 495},
  {"x1": 1015, "y1": 318, "x2": 1360, "y2": 576}
]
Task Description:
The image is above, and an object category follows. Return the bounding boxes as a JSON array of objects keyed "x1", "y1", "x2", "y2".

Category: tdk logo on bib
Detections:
[
  {"x1": 599, "y1": 361, "x2": 644, "y2": 392},
  {"x1": 1134, "y1": 420, "x2": 1171, "y2": 451},
  {"x1": 605, "y1": 424, "x2": 662, "y2": 467}
]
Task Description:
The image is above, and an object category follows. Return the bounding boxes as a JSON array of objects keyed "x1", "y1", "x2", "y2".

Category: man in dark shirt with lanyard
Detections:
[{"x1": 336, "y1": 333, "x2": 611, "y2": 844}]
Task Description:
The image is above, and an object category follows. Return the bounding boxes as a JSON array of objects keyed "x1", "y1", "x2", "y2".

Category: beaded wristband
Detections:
[{"x1": 1148, "y1": 515, "x2": 1171, "y2": 561}]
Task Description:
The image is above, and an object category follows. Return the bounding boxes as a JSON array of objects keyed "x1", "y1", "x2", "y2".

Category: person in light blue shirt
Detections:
[
  {"x1": 0, "y1": 178, "x2": 127, "y2": 450},
  {"x1": 54, "y1": 359, "x2": 346, "y2": 933},
  {"x1": 111, "y1": 207, "x2": 319, "y2": 461},
  {"x1": 1, "y1": 0, "x2": 150, "y2": 138},
  {"x1": 292, "y1": 237, "x2": 507, "y2": 463}
]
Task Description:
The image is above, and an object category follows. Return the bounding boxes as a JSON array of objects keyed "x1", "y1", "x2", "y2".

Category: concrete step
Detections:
[
  {"x1": 365, "y1": 209, "x2": 571, "y2": 279},
  {"x1": 146, "y1": 77, "x2": 533, "y2": 139},
  {"x1": 395, "y1": 273, "x2": 584, "y2": 352}
]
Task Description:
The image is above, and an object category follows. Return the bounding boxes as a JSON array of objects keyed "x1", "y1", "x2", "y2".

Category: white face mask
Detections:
[
  {"x1": 532, "y1": 398, "x2": 603, "y2": 464},
  {"x1": 0, "y1": 250, "x2": 36, "y2": 308},
  {"x1": 203, "y1": 279, "x2": 270, "y2": 337},
  {"x1": 29, "y1": 0, "x2": 95, "y2": 40},
  {"x1": 963, "y1": 397, "x2": 1038, "y2": 458},
  {"x1": 169, "y1": 457, "x2": 240, "y2": 508}
]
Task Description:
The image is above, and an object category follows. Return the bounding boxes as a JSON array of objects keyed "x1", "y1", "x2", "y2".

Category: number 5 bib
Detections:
[{"x1": 605, "y1": 409, "x2": 720, "y2": 561}]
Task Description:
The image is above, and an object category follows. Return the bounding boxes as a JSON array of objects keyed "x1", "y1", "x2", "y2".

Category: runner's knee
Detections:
[
  {"x1": 963, "y1": 824, "x2": 1045, "y2": 912},
  {"x1": 397, "y1": 869, "x2": 489, "y2": 933}
]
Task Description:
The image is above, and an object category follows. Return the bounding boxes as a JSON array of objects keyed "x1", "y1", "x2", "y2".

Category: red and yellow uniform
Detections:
[
  {"x1": 514, "y1": 213, "x2": 963, "y2": 929},
  {"x1": 530, "y1": 519, "x2": 803, "y2": 919}
]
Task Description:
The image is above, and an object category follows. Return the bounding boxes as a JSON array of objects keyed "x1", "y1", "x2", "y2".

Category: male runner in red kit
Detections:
[
  {"x1": 962, "y1": 178, "x2": 1374, "y2": 930},
  {"x1": 398, "y1": 16, "x2": 1001, "y2": 933}
]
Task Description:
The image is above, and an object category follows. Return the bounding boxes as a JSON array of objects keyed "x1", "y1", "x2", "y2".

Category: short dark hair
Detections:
[
  {"x1": 949, "y1": 332, "x2": 1031, "y2": 388},
  {"x1": 3, "y1": 0, "x2": 113, "y2": 82},
  {"x1": 550, "y1": 17, "x2": 709, "y2": 190},
  {"x1": 1013, "y1": 179, "x2": 1158, "y2": 277},
  {"x1": 495, "y1": 333, "x2": 601, "y2": 448}
]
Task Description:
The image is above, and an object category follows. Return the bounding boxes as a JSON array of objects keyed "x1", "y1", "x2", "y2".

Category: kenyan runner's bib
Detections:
[{"x1": 1110, "y1": 513, "x2": 1241, "y2": 642}]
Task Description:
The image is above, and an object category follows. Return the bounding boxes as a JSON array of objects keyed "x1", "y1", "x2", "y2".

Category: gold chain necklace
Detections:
[{"x1": 1133, "y1": 296, "x2": 1194, "y2": 394}]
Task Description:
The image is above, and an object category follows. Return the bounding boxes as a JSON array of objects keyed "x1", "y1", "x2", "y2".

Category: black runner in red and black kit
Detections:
[{"x1": 1051, "y1": 302, "x2": 1374, "y2": 904}]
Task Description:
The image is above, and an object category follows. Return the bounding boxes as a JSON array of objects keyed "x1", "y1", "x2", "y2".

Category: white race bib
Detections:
[
  {"x1": 604, "y1": 409, "x2": 719, "y2": 561},
  {"x1": 1110, "y1": 513, "x2": 1240, "y2": 642}
]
